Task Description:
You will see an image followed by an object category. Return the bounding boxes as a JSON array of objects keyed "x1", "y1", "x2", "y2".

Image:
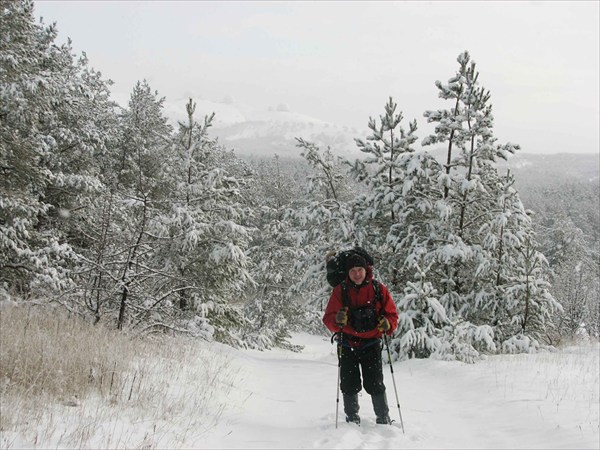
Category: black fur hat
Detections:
[{"x1": 346, "y1": 253, "x2": 368, "y2": 271}]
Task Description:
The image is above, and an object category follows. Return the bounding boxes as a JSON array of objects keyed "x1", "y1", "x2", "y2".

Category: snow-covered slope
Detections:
[
  {"x1": 163, "y1": 97, "x2": 366, "y2": 159},
  {"x1": 4, "y1": 333, "x2": 598, "y2": 449}
]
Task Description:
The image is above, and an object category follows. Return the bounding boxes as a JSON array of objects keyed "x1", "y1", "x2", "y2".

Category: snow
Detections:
[{"x1": 2, "y1": 333, "x2": 598, "y2": 449}]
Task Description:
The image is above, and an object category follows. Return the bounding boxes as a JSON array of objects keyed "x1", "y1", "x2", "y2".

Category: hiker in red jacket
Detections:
[{"x1": 323, "y1": 253, "x2": 398, "y2": 425}]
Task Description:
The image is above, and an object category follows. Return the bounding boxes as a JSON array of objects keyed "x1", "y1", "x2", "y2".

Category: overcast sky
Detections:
[{"x1": 34, "y1": 1, "x2": 599, "y2": 155}]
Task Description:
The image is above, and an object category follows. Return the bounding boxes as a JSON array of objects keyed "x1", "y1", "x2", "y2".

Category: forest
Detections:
[{"x1": 2, "y1": 1, "x2": 599, "y2": 363}]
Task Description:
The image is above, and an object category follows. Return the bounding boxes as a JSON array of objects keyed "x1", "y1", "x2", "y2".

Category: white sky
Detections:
[{"x1": 34, "y1": 1, "x2": 599, "y2": 155}]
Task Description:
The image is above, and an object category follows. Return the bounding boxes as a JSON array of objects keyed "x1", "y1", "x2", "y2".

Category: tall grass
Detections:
[
  {"x1": 0, "y1": 303, "x2": 237, "y2": 449},
  {"x1": 1, "y1": 305, "x2": 130, "y2": 402}
]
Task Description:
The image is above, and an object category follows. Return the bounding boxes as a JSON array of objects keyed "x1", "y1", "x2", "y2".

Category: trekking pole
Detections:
[
  {"x1": 332, "y1": 332, "x2": 342, "y2": 429},
  {"x1": 335, "y1": 344, "x2": 341, "y2": 429},
  {"x1": 383, "y1": 334, "x2": 405, "y2": 434}
]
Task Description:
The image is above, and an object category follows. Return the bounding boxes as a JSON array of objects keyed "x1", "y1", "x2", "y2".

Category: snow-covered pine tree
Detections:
[
  {"x1": 351, "y1": 97, "x2": 443, "y2": 291},
  {"x1": 468, "y1": 167, "x2": 558, "y2": 352},
  {"x1": 500, "y1": 231, "x2": 561, "y2": 352},
  {"x1": 150, "y1": 99, "x2": 253, "y2": 345},
  {"x1": 1, "y1": 1, "x2": 117, "y2": 298},
  {"x1": 526, "y1": 181, "x2": 600, "y2": 342},
  {"x1": 545, "y1": 219, "x2": 598, "y2": 341},
  {"x1": 421, "y1": 51, "x2": 557, "y2": 356},
  {"x1": 422, "y1": 51, "x2": 515, "y2": 316},
  {"x1": 242, "y1": 155, "x2": 306, "y2": 350},
  {"x1": 288, "y1": 139, "x2": 359, "y2": 312},
  {"x1": 473, "y1": 170, "x2": 528, "y2": 342},
  {"x1": 78, "y1": 80, "x2": 174, "y2": 329}
]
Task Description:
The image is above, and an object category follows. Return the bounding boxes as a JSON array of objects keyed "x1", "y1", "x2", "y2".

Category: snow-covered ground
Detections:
[
  {"x1": 202, "y1": 334, "x2": 599, "y2": 450},
  {"x1": 2, "y1": 333, "x2": 598, "y2": 449}
]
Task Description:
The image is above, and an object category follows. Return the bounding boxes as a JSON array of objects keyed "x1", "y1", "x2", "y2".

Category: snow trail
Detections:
[
  {"x1": 201, "y1": 334, "x2": 407, "y2": 449},
  {"x1": 198, "y1": 333, "x2": 599, "y2": 450}
]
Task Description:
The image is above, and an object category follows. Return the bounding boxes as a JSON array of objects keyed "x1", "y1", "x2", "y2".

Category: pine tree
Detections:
[
  {"x1": 500, "y1": 232, "x2": 561, "y2": 352},
  {"x1": 395, "y1": 265, "x2": 448, "y2": 359},
  {"x1": 1, "y1": 1, "x2": 117, "y2": 297},
  {"x1": 150, "y1": 99, "x2": 253, "y2": 344},
  {"x1": 420, "y1": 51, "x2": 558, "y2": 356},
  {"x1": 350, "y1": 97, "x2": 423, "y2": 288},
  {"x1": 539, "y1": 218, "x2": 596, "y2": 341},
  {"x1": 242, "y1": 155, "x2": 307, "y2": 350},
  {"x1": 352, "y1": 100, "x2": 418, "y2": 234},
  {"x1": 526, "y1": 180, "x2": 600, "y2": 341},
  {"x1": 423, "y1": 51, "x2": 516, "y2": 316},
  {"x1": 288, "y1": 139, "x2": 358, "y2": 310},
  {"x1": 106, "y1": 81, "x2": 174, "y2": 329}
]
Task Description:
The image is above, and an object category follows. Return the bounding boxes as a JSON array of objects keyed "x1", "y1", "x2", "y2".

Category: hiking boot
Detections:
[
  {"x1": 375, "y1": 414, "x2": 392, "y2": 425},
  {"x1": 345, "y1": 414, "x2": 361, "y2": 425},
  {"x1": 371, "y1": 392, "x2": 391, "y2": 425},
  {"x1": 343, "y1": 394, "x2": 360, "y2": 425}
]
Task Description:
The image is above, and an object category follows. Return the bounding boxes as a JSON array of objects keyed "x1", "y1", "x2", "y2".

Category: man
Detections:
[{"x1": 322, "y1": 253, "x2": 399, "y2": 425}]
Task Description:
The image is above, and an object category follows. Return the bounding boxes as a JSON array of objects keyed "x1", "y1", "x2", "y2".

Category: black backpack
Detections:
[{"x1": 325, "y1": 247, "x2": 374, "y2": 287}]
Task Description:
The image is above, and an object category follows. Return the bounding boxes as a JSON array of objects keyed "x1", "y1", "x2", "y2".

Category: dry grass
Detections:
[
  {"x1": 0, "y1": 303, "x2": 237, "y2": 449},
  {"x1": 0, "y1": 305, "x2": 130, "y2": 404}
]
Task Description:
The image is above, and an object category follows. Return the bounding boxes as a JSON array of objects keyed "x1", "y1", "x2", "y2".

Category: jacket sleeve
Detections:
[
  {"x1": 322, "y1": 285, "x2": 344, "y2": 333},
  {"x1": 380, "y1": 283, "x2": 399, "y2": 335}
]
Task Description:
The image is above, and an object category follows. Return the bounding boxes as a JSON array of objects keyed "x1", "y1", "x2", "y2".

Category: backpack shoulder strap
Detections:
[
  {"x1": 371, "y1": 279, "x2": 383, "y2": 304},
  {"x1": 341, "y1": 282, "x2": 350, "y2": 308}
]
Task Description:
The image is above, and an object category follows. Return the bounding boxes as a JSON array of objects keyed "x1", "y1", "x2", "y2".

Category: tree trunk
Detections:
[{"x1": 117, "y1": 196, "x2": 148, "y2": 330}]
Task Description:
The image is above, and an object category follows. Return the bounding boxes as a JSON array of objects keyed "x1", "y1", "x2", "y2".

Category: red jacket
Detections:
[{"x1": 322, "y1": 268, "x2": 398, "y2": 342}]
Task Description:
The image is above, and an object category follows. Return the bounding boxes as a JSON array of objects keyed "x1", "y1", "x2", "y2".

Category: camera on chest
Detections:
[{"x1": 349, "y1": 306, "x2": 378, "y2": 332}]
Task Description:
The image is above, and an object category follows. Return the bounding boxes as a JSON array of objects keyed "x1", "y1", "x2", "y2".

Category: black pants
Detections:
[{"x1": 339, "y1": 340, "x2": 386, "y2": 396}]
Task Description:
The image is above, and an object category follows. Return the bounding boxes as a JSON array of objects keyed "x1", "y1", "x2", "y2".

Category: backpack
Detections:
[{"x1": 325, "y1": 247, "x2": 374, "y2": 287}]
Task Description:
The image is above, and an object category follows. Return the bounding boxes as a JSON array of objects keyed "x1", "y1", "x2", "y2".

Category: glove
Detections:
[
  {"x1": 335, "y1": 308, "x2": 348, "y2": 327},
  {"x1": 377, "y1": 316, "x2": 391, "y2": 333}
]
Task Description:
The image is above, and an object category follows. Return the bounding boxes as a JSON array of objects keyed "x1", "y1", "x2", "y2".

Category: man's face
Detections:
[{"x1": 348, "y1": 266, "x2": 366, "y2": 285}]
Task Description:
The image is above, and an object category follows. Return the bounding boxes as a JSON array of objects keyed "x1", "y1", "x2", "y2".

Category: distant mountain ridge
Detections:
[
  {"x1": 425, "y1": 148, "x2": 600, "y2": 187},
  {"x1": 499, "y1": 152, "x2": 599, "y2": 188},
  {"x1": 163, "y1": 97, "x2": 365, "y2": 159},
  {"x1": 163, "y1": 97, "x2": 599, "y2": 184}
]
